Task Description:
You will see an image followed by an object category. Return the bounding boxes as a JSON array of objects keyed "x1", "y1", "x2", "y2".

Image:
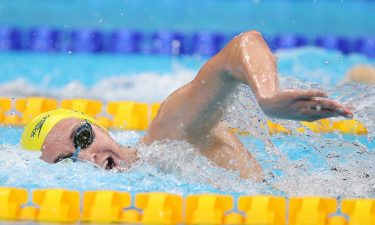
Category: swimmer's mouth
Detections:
[{"x1": 103, "y1": 157, "x2": 116, "y2": 170}]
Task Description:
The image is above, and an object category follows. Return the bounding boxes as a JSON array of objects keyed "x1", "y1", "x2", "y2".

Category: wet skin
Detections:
[
  {"x1": 41, "y1": 118, "x2": 138, "y2": 170},
  {"x1": 40, "y1": 31, "x2": 353, "y2": 181}
]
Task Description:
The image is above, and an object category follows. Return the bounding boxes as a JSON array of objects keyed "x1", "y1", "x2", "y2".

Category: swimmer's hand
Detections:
[{"x1": 259, "y1": 89, "x2": 353, "y2": 122}]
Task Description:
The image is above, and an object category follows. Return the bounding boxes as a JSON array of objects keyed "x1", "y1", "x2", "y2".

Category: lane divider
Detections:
[
  {"x1": 289, "y1": 197, "x2": 337, "y2": 225},
  {"x1": 0, "y1": 187, "x2": 374, "y2": 224},
  {"x1": 186, "y1": 194, "x2": 233, "y2": 224},
  {"x1": 82, "y1": 190, "x2": 132, "y2": 223},
  {"x1": 0, "y1": 97, "x2": 368, "y2": 135},
  {"x1": 0, "y1": 27, "x2": 374, "y2": 57},
  {"x1": 238, "y1": 196, "x2": 286, "y2": 225},
  {"x1": 342, "y1": 199, "x2": 375, "y2": 225},
  {"x1": 107, "y1": 101, "x2": 149, "y2": 130}
]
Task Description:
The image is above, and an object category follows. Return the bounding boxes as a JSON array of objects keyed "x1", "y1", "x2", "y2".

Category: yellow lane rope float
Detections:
[
  {"x1": 0, "y1": 97, "x2": 369, "y2": 135},
  {"x1": 0, "y1": 187, "x2": 374, "y2": 224}
]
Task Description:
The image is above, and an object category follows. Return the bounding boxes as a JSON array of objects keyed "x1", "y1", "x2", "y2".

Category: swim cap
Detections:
[{"x1": 20, "y1": 108, "x2": 106, "y2": 151}]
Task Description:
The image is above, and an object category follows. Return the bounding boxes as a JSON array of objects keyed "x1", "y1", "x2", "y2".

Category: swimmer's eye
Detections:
[{"x1": 72, "y1": 122, "x2": 95, "y2": 150}]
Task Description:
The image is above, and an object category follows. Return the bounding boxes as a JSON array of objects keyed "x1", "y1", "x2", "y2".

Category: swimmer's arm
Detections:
[
  {"x1": 223, "y1": 31, "x2": 353, "y2": 122},
  {"x1": 202, "y1": 123, "x2": 264, "y2": 181},
  {"x1": 145, "y1": 30, "x2": 353, "y2": 145}
]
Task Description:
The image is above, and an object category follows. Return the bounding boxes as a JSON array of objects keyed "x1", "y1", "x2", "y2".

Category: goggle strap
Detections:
[{"x1": 72, "y1": 147, "x2": 81, "y2": 161}]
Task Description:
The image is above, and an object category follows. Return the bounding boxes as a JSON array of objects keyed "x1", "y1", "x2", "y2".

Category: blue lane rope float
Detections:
[
  {"x1": 109, "y1": 29, "x2": 143, "y2": 54},
  {"x1": 315, "y1": 35, "x2": 352, "y2": 54},
  {"x1": 0, "y1": 26, "x2": 374, "y2": 57},
  {"x1": 191, "y1": 31, "x2": 226, "y2": 56},
  {"x1": 69, "y1": 29, "x2": 105, "y2": 53},
  {"x1": 151, "y1": 30, "x2": 187, "y2": 55},
  {"x1": 272, "y1": 34, "x2": 309, "y2": 50},
  {"x1": 0, "y1": 27, "x2": 22, "y2": 51},
  {"x1": 355, "y1": 36, "x2": 375, "y2": 58},
  {"x1": 28, "y1": 27, "x2": 61, "y2": 52}
]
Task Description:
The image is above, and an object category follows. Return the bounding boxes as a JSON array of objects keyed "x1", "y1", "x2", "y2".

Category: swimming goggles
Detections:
[{"x1": 70, "y1": 121, "x2": 95, "y2": 161}]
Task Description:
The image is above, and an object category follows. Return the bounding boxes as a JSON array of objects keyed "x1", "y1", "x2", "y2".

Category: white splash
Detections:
[
  {"x1": 223, "y1": 80, "x2": 375, "y2": 198},
  {"x1": 0, "y1": 66, "x2": 195, "y2": 103}
]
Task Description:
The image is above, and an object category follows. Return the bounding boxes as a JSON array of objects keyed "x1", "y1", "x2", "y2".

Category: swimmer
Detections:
[
  {"x1": 342, "y1": 64, "x2": 375, "y2": 85},
  {"x1": 20, "y1": 31, "x2": 353, "y2": 181}
]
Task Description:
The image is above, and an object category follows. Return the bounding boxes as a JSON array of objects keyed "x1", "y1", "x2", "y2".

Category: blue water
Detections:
[
  {"x1": 0, "y1": 47, "x2": 374, "y2": 198},
  {"x1": 0, "y1": 0, "x2": 374, "y2": 36},
  {"x1": 0, "y1": 0, "x2": 375, "y2": 199},
  {"x1": 0, "y1": 52, "x2": 203, "y2": 87},
  {"x1": 0, "y1": 47, "x2": 374, "y2": 87}
]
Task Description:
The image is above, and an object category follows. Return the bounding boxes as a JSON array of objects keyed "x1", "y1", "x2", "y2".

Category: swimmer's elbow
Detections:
[
  {"x1": 232, "y1": 30, "x2": 264, "y2": 47},
  {"x1": 221, "y1": 30, "x2": 266, "y2": 69},
  {"x1": 239, "y1": 30, "x2": 263, "y2": 39}
]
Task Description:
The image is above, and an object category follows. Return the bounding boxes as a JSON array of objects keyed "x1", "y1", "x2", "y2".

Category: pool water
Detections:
[
  {"x1": 1, "y1": 0, "x2": 374, "y2": 36},
  {"x1": 0, "y1": 47, "x2": 373, "y2": 100},
  {"x1": 0, "y1": 47, "x2": 374, "y2": 198}
]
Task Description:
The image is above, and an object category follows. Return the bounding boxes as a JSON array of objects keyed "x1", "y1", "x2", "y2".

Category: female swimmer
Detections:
[{"x1": 21, "y1": 31, "x2": 353, "y2": 181}]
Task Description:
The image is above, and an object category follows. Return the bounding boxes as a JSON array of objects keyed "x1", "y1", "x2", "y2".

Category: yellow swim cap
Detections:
[{"x1": 20, "y1": 108, "x2": 105, "y2": 151}]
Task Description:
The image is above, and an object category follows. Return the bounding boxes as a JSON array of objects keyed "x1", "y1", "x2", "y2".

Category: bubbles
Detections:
[
  {"x1": 222, "y1": 79, "x2": 375, "y2": 198},
  {"x1": 334, "y1": 82, "x2": 375, "y2": 140}
]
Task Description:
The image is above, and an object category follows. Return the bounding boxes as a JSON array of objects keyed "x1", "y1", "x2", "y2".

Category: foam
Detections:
[
  {"x1": 223, "y1": 80, "x2": 375, "y2": 198},
  {"x1": 0, "y1": 64, "x2": 196, "y2": 103}
]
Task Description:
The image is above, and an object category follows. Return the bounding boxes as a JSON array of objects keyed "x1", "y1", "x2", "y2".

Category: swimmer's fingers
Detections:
[
  {"x1": 287, "y1": 89, "x2": 352, "y2": 119},
  {"x1": 315, "y1": 98, "x2": 353, "y2": 118},
  {"x1": 289, "y1": 89, "x2": 328, "y2": 100},
  {"x1": 260, "y1": 89, "x2": 352, "y2": 121},
  {"x1": 294, "y1": 90, "x2": 328, "y2": 100},
  {"x1": 277, "y1": 89, "x2": 327, "y2": 106},
  {"x1": 297, "y1": 98, "x2": 353, "y2": 120}
]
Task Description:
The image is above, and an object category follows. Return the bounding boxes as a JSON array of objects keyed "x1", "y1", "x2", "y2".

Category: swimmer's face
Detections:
[{"x1": 40, "y1": 118, "x2": 138, "y2": 170}]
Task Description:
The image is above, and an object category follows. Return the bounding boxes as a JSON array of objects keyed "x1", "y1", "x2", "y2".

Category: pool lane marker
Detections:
[
  {"x1": 1, "y1": 187, "x2": 375, "y2": 224},
  {"x1": 0, "y1": 97, "x2": 369, "y2": 135}
]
